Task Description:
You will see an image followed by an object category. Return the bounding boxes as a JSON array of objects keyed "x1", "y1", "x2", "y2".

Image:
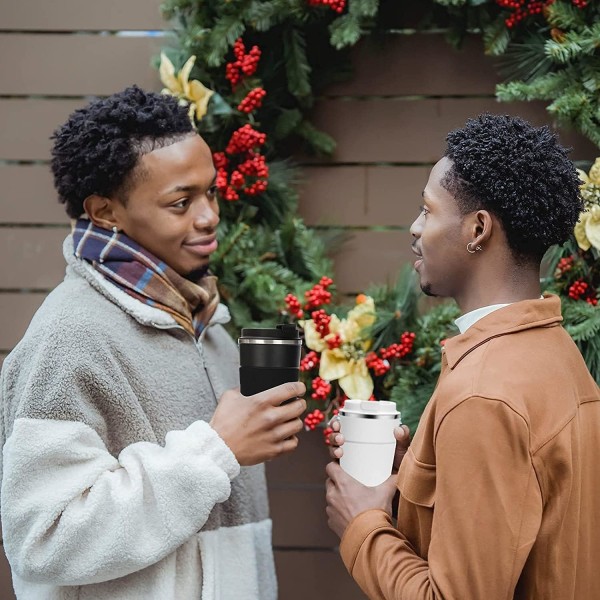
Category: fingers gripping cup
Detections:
[
  {"x1": 238, "y1": 324, "x2": 303, "y2": 396},
  {"x1": 338, "y1": 400, "x2": 401, "y2": 487}
]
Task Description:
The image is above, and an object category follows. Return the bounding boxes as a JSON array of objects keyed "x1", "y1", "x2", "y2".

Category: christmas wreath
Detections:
[{"x1": 157, "y1": 0, "x2": 600, "y2": 437}]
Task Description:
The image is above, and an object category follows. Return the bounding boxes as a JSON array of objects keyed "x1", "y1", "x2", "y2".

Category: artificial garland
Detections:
[{"x1": 158, "y1": 0, "x2": 600, "y2": 437}]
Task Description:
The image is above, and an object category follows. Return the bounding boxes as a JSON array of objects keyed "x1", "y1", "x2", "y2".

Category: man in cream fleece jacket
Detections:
[{"x1": 0, "y1": 86, "x2": 306, "y2": 599}]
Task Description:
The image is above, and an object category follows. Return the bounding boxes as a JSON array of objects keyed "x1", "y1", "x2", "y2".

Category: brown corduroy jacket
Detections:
[{"x1": 340, "y1": 295, "x2": 600, "y2": 600}]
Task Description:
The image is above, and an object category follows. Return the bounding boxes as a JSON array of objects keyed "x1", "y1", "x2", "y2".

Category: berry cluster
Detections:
[
  {"x1": 365, "y1": 352, "x2": 391, "y2": 376},
  {"x1": 226, "y1": 39, "x2": 261, "y2": 88},
  {"x1": 285, "y1": 294, "x2": 304, "y2": 319},
  {"x1": 304, "y1": 277, "x2": 334, "y2": 310},
  {"x1": 237, "y1": 87, "x2": 266, "y2": 114},
  {"x1": 226, "y1": 124, "x2": 266, "y2": 155},
  {"x1": 304, "y1": 409, "x2": 325, "y2": 431},
  {"x1": 322, "y1": 425, "x2": 334, "y2": 445},
  {"x1": 300, "y1": 350, "x2": 320, "y2": 372},
  {"x1": 311, "y1": 309, "x2": 331, "y2": 337},
  {"x1": 307, "y1": 0, "x2": 346, "y2": 14},
  {"x1": 365, "y1": 332, "x2": 416, "y2": 377},
  {"x1": 311, "y1": 377, "x2": 332, "y2": 400},
  {"x1": 568, "y1": 279, "x2": 598, "y2": 305},
  {"x1": 380, "y1": 332, "x2": 416, "y2": 360},
  {"x1": 496, "y1": 0, "x2": 586, "y2": 28},
  {"x1": 214, "y1": 126, "x2": 269, "y2": 201},
  {"x1": 326, "y1": 333, "x2": 343, "y2": 350},
  {"x1": 556, "y1": 256, "x2": 574, "y2": 275}
]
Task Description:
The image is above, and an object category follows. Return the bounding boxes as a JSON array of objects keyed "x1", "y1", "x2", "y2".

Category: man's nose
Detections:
[{"x1": 193, "y1": 198, "x2": 219, "y2": 229}]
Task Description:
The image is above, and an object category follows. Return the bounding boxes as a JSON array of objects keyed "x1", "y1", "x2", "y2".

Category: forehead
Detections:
[{"x1": 424, "y1": 157, "x2": 458, "y2": 212}]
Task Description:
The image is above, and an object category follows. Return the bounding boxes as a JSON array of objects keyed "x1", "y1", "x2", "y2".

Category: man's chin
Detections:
[
  {"x1": 420, "y1": 283, "x2": 437, "y2": 297},
  {"x1": 185, "y1": 265, "x2": 211, "y2": 282}
]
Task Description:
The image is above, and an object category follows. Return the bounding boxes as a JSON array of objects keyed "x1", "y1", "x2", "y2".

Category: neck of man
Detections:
[{"x1": 454, "y1": 261, "x2": 542, "y2": 315}]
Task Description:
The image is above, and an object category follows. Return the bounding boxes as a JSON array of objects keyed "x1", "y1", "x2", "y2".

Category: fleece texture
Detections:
[{"x1": 0, "y1": 236, "x2": 276, "y2": 600}]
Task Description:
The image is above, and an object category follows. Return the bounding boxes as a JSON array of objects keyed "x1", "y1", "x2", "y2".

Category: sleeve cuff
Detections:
[
  {"x1": 339, "y1": 509, "x2": 394, "y2": 573},
  {"x1": 182, "y1": 420, "x2": 241, "y2": 480}
]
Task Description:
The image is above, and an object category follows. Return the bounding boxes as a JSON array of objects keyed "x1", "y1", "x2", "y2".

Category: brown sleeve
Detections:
[{"x1": 339, "y1": 396, "x2": 542, "y2": 599}]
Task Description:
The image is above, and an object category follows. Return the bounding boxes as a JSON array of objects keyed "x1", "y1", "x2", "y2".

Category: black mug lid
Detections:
[{"x1": 240, "y1": 323, "x2": 301, "y2": 340}]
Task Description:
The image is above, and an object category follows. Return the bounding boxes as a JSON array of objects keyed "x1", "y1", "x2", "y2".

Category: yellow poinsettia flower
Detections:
[
  {"x1": 300, "y1": 294, "x2": 377, "y2": 400},
  {"x1": 575, "y1": 205, "x2": 600, "y2": 251},
  {"x1": 159, "y1": 53, "x2": 214, "y2": 121}
]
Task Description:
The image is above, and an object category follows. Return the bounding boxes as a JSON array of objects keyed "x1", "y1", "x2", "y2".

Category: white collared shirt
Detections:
[{"x1": 454, "y1": 303, "x2": 511, "y2": 334}]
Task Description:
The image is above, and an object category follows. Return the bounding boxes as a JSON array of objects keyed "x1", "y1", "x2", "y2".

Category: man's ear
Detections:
[
  {"x1": 83, "y1": 195, "x2": 121, "y2": 231},
  {"x1": 470, "y1": 209, "x2": 493, "y2": 248}
]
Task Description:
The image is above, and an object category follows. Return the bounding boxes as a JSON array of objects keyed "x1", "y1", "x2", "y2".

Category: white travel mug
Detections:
[{"x1": 337, "y1": 399, "x2": 401, "y2": 487}]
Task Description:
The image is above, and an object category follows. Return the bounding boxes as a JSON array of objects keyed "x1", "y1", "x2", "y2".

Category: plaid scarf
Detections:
[{"x1": 72, "y1": 219, "x2": 220, "y2": 339}]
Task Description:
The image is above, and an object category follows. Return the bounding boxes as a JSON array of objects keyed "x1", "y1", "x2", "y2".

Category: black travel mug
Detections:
[{"x1": 238, "y1": 324, "x2": 303, "y2": 396}]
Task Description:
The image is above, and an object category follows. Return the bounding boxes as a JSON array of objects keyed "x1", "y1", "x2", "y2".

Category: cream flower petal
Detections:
[
  {"x1": 159, "y1": 52, "x2": 181, "y2": 95},
  {"x1": 178, "y1": 55, "x2": 197, "y2": 92},
  {"x1": 338, "y1": 318, "x2": 360, "y2": 343},
  {"x1": 338, "y1": 360, "x2": 373, "y2": 400},
  {"x1": 585, "y1": 209, "x2": 600, "y2": 250},
  {"x1": 319, "y1": 349, "x2": 351, "y2": 382},
  {"x1": 327, "y1": 314, "x2": 342, "y2": 335},
  {"x1": 301, "y1": 320, "x2": 326, "y2": 352},
  {"x1": 188, "y1": 82, "x2": 214, "y2": 120},
  {"x1": 589, "y1": 158, "x2": 600, "y2": 185},
  {"x1": 577, "y1": 168, "x2": 590, "y2": 185},
  {"x1": 347, "y1": 296, "x2": 376, "y2": 331},
  {"x1": 574, "y1": 212, "x2": 591, "y2": 251}
]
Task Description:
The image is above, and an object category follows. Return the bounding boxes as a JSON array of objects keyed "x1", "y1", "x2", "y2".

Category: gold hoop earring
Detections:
[{"x1": 467, "y1": 242, "x2": 482, "y2": 254}]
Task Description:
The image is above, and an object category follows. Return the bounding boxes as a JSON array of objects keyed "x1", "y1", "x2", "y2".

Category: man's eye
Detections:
[
  {"x1": 207, "y1": 185, "x2": 218, "y2": 199},
  {"x1": 419, "y1": 205, "x2": 429, "y2": 216},
  {"x1": 172, "y1": 198, "x2": 189, "y2": 208}
]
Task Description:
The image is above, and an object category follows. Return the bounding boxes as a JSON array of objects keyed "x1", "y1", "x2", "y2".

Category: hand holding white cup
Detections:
[{"x1": 330, "y1": 400, "x2": 402, "y2": 487}]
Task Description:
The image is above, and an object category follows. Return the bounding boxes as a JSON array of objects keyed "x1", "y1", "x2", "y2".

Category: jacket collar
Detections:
[
  {"x1": 444, "y1": 294, "x2": 563, "y2": 370},
  {"x1": 63, "y1": 235, "x2": 231, "y2": 333}
]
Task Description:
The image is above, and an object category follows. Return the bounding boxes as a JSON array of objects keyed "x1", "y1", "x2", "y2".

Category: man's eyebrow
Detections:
[{"x1": 165, "y1": 184, "x2": 200, "y2": 194}]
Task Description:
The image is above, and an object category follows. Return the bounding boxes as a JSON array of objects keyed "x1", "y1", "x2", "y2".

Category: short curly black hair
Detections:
[
  {"x1": 51, "y1": 85, "x2": 195, "y2": 218},
  {"x1": 442, "y1": 114, "x2": 583, "y2": 261}
]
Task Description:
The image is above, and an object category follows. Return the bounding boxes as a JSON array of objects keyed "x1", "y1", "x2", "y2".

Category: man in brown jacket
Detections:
[{"x1": 325, "y1": 114, "x2": 600, "y2": 599}]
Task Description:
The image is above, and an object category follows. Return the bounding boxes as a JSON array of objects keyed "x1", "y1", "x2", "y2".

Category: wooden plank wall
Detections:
[{"x1": 0, "y1": 3, "x2": 597, "y2": 599}]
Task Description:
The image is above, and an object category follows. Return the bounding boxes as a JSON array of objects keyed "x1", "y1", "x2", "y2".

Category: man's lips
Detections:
[
  {"x1": 183, "y1": 235, "x2": 218, "y2": 256},
  {"x1": 412, "y1": 246, "x2": 423, "y2": 269}
]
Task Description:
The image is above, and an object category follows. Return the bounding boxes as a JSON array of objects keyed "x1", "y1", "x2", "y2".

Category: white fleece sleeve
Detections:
[{"x1": 1, "y1": 417, "x2": 240, "y2": 586}]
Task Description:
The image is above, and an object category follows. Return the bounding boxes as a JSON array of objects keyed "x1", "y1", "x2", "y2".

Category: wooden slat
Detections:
[
  {"x1": 0, "y1": 547, "x2": 15, "y2": 600},
  {"x1": 266, "y1": 430, "x2": 329, "y2": 485},
  {"x1": 0, "y1": 0, "x2": 165, "y2": 31},
  {"x1": 274, "y1": 550, "x2": 367, "y2": 600},
  {"x1": 0, "y1": 228, "x2": 67, "y2": 289},
  {"x1": 0, "y1": 228, "x2": 412, "y2": 294},
  {"x1": 270, "y1": 487, "x2": 339, "y2": 548},
  {"x1": 327, "y1": 34, "x2": 498, "y2": 96},
  {"x1": 0, "y1": 166, "x2": 67, "y2": 224},
  {"x1": 309, "y1": 98, "x2": 599, "y2": 163},
  {"x1": 0, "y1": 98, "x2": 84, "y2": 161},
  {"x1": 0, "y1": 34, "x2": 163, "y2": 96},
  {"x1": 0, "y1": 293, "x2": 48, "y2": 349},
  {"x1": 7, "y1": 97, "x2": 594, "y2": 164},
  {"x1": 331, "y1": 230, "x2": 414, "y2": 294},
  {"x1": 299, "y1": 166, "x2": 427, "y2": 227}
]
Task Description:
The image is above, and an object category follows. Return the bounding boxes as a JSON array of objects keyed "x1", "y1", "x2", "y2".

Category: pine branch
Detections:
[
  {"x1": 206, "y1": 15, "x2": 246, "y2": 67},
  {"x1": 283, "y1": 27, "x2": 312, "y2": 99},
  {"x1": 545, "y1": 23, "x2": 600, "y2": 64},
  {"x1": 545, "y1": 0, "x2": 588, "y2": 30},
  {"x1": 296, "y1": 120, "x2": 337, "y2": 156},
  {"x1": 329, "y1": 14, "x2": 362, "y2": 50},
  {"x1": 348, "y1": 0, "x2": 379, "y2": 19},
  {"x1": 482, "y1": 15, "x2": 511, "y2": 56}
]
